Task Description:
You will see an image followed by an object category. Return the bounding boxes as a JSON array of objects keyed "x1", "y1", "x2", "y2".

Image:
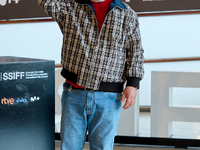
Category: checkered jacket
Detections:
[{"x1": 38, "y1": 0, "x2": 144, "y2": 91}]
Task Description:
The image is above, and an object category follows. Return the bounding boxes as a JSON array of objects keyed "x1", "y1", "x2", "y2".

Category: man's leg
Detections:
[
  {"x1": 87, "y1": 91, "x2": 122, "y2": 150},
  {"x1": 60, "y1": 82, "x2": 87, "y2": 150}
]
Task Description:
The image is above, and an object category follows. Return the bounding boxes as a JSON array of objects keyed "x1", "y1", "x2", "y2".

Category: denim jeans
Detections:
[{"x1": 60, "y1": 82, "x2": 122, "y2": 150}]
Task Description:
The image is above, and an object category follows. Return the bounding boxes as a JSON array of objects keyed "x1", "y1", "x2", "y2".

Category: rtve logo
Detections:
[
  {"x1": 0, "y1": 0, "x2": 20, "y2": 6},
  {"x1": 1, "y1": 98, "x2": 15, "y2": 105}
]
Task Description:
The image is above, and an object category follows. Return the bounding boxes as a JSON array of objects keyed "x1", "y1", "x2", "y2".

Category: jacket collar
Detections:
[{"x1": 74, "y1": 0, "x2": 127, "y2": 10}]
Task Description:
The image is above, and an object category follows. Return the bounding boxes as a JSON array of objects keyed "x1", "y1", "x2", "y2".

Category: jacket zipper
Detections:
[{"x1": 86, "y1": 4, "x2": 117, "y2": 43}]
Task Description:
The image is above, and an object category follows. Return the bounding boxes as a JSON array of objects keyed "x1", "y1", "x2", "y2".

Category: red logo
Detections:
[{"x1": 1, "y1": 97, "x2": 14, "y2": 105}]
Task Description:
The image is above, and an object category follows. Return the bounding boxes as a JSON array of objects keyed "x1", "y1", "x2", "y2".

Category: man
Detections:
[{"x1": 38, "y1": 0, "x2": 144, "y2": 149}]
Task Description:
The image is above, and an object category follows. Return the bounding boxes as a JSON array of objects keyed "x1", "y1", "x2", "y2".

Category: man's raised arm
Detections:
[{"x1": 37, "y1": 0, "x2": 65, "y2": 23}]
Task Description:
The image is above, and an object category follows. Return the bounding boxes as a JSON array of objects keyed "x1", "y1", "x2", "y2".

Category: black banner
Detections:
[
  {"x1": 0, "y1": 56, "x2": 55, "y2": 150},
  {"x1": 0, "y1": 0, "x2": 49, "y2": 20},
  {"x1": 122, "y1": 0, "x2": 200, "y2": 14},
  {"x1": 0, "y1": 0, "x2": 200, "y2": 20}
]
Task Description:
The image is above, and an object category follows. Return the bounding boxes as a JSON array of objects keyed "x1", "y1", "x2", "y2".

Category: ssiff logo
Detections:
[
  {"x1": 0, "y1": 0, "x2": 20, "y2": 6},
  {"x1": 0, "y1": 72, "x2": 25, "y2": 81}
]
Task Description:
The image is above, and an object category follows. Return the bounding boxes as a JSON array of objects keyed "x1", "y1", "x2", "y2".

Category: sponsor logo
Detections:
[
  {"x1": 1, "y1": 98, "x2": 15, "y2": 105},
  {"x1": 1, "y1": 96, "x2": 40, "y2": 106},
  {"x1": 30, "y1": 96, "x2": 40, "y2": 102},
  {"x1": 0, "y1": 0, "x2": 20, "y2": 6}
]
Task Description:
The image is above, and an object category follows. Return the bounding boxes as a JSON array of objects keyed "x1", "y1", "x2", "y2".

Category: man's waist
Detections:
[{"x1": 61, "y1": 68, "x2": 124, "y2": 93}]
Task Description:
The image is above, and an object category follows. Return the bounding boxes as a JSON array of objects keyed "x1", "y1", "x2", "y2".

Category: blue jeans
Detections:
[{"x1": 60, "y1": 82, "x2": 122, "y2": 150}]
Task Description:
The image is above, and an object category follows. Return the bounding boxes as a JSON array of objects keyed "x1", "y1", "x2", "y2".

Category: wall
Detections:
[
  {"x1": 139, "y1": 14, "x2": 200, "y2": 59},
  {"x1": 0, "y1": 21, "x2": 62, "y2": 64}
]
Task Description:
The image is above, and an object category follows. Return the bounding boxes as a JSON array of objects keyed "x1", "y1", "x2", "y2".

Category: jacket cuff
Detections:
[{"x1": 126, "y1": 77, "x2": 141, "y2": 89}]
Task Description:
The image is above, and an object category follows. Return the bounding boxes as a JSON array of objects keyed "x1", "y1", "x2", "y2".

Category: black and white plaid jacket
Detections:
[{"x1": 38, "y1": 0, "x2": 144, "y2": 92}]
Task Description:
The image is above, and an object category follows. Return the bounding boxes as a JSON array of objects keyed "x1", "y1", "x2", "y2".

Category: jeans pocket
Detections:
[
  {"x1": 106, "y1": 92, "x2": 122, "y2": 99},
  {"x1": 62, "y1": 81, "x2": 70, "y2": 94}
]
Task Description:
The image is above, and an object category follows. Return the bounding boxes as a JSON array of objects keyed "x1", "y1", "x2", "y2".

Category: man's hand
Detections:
[{"x1": 120, "y1": 86, "x2": 137, "y2": 110}]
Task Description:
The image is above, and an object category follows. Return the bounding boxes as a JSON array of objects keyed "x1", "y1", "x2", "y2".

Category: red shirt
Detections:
[
  {"x1": 92, "y1": 0, "x2": 113, "y2": 33},
  {"x1": 66, "y1": 0, "x2": 112, "y2": 88}
]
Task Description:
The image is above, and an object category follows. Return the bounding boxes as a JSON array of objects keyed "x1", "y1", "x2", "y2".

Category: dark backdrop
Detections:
[{"x1": 1, "y1": 0, "x2": 200, "y2": 20}]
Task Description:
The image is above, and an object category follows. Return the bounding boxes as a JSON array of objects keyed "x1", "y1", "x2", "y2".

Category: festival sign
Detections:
[{"x1": 0, "y1": 0, "x2": 200, "y2": 21}]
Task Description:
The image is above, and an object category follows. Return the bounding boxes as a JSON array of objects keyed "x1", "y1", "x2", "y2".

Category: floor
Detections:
[
  {"x1": 55, "y1": 112, "x2": 200, "y2": 150},
  {"x1": 55, "y1": 142, "x2": 200, "y2": 150}
]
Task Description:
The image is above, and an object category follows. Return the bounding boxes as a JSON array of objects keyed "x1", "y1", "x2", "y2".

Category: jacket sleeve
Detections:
[
  {"x1": 37, "y1": 0, "x2": 67, "y2": 24},
  {"x1": 124, "y1": 12, "x2": 144, "y2": 89}
]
